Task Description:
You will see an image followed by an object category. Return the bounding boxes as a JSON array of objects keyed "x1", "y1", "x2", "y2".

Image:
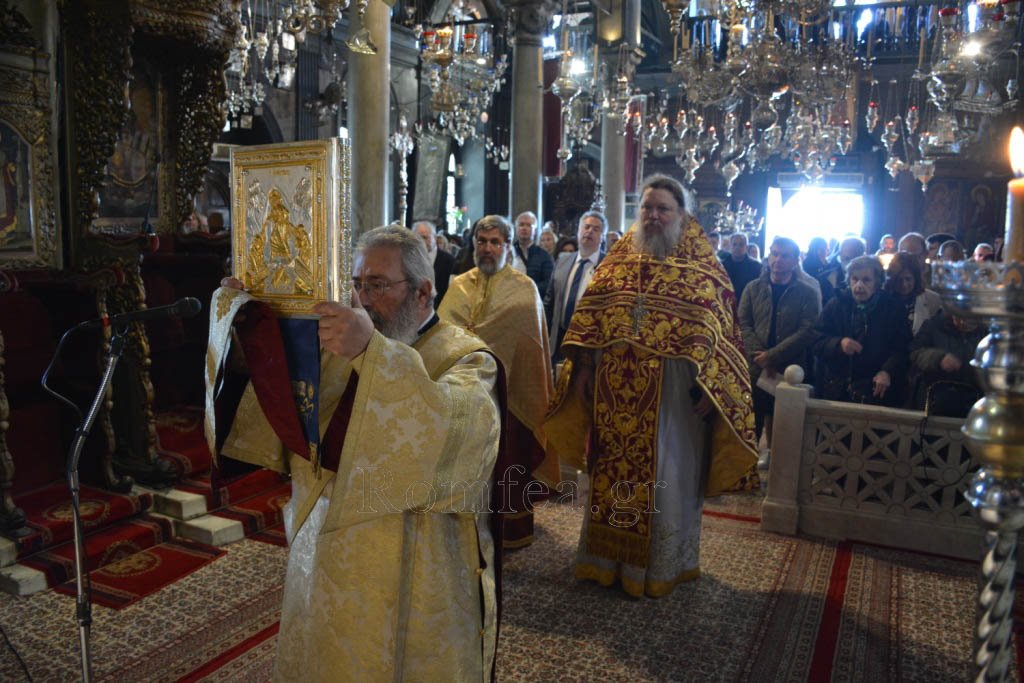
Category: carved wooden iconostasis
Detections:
[{"x1": 59, "y1": 0, "x2": 235, "y2": 487}]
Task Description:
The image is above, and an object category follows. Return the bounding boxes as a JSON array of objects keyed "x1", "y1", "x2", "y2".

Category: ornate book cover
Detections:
[{"x1": 230, "y1": 138, "x2": 352, "y2": 317}]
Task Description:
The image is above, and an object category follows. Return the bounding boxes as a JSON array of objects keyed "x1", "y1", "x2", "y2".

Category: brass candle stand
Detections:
[{"x1": 933, "y1": 259, "x2": 1024, "y2": 681}]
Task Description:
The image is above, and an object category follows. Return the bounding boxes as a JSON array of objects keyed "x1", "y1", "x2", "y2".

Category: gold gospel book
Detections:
[{"x1": 229, "y1": 138, "x2": 352, "y2": 317}]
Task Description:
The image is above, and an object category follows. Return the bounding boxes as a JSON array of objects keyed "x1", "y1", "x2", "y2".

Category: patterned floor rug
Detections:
[
  {"x1": 52, "y1": 538, "x2": 226, "y2": 610},
  {"x1": 0, "y1": 494, "x2": 1016, "y2": 682}
]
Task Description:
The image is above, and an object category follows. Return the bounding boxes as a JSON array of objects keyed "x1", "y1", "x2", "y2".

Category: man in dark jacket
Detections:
[
  {"x1": 512, "y1": 211, "x2": 554, "y2": 294},
  {"x1": 812, "y1": 255, "x2": 910, "y2": 406},
  {"x1": 739, "y1": 237, "x2": 821, "y2": 445},
  {"x1": 723, "y1": 232, "x2": 764, "y2": 302},
  {"x1": 413, "y1": 220, "x2": 455, "y2": 305}
]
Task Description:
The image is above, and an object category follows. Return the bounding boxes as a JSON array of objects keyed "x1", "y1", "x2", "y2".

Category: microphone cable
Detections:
[
  {"x1": 39, "y1": 324, "x2": 122, "y2": 647},
  {"x1": 40, "y1": 324, "x2": 84, "y2": 426}
]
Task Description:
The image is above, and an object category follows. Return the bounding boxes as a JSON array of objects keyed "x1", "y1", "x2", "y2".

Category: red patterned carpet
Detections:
[
  {"x1": 0, "y1": 494, "x2": 1015, "y2": 681},
  {"x1": 53, "y1": 538, "x2": 226, "y2": 609}
]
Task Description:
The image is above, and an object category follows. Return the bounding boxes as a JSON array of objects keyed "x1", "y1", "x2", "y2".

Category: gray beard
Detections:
[
  {"x1": 371, "y1": 292, "x2": 422, "y2": 346},
  {"x1": 474, "y1": 251, "x2": 506, "y2": 276},
  {"x1": 634, "y1": 222, "x2": 682, "y2": 260}
]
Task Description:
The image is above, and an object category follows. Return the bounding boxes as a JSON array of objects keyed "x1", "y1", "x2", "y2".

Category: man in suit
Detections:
[
  {"x1": 547, "y1": 211, "x2": 607, "y2": 364},
  {"x1": 414, "y1": 220, "x2": 455, "y2": 305},
  {"x1": 512, "y1": 211, "x2": 555, "y2": 294}
]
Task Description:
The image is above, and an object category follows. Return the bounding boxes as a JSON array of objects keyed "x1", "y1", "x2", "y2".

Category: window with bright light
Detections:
[{"x1": 764, "y1": 187, "x2": 864, "y2": 253}]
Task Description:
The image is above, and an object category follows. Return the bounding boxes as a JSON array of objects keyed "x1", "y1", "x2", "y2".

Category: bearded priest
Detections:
[
  {"x1": 439, "y1": 214, "x2": 555, "y2": 549},
  {"x1": 544, "y1": 174, "x2": 758, "y2": 599},
  {"x1": 207, "y1": 225, "x2": 503, "y2": 681}
]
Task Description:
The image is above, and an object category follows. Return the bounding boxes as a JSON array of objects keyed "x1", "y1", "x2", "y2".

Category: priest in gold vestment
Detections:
[
  {"x1": 207, "y1": 226, "x2": 502, "y2": 681},
  {"x1": 544, "y1": 175, "x2": 757, "y2": 598},
  {"x1": 439, "y1": 214, "x2": 554, "y2": 548}
]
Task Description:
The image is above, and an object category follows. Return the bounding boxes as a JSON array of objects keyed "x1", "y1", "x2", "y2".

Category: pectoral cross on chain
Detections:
[{"x1": 631, "y1": 295, "x2": 648, "y2": 336}]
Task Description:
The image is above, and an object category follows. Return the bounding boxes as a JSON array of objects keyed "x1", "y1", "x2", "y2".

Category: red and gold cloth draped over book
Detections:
[
  {"x1": 205, "y1": 289, "x2": 357, "y2": 479},
  {"x1": 544, "y1": 218, "x2": 757, "y2": 568}
]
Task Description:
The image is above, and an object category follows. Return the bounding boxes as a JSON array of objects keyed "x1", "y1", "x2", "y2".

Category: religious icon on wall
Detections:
[
  {"x1": 962, "y1": 182, "x2": 1003, "y2": 250},
  {"x1": 412, "y1": 132, "x2": 450, "y2": 226},
  {"x1": 0, "y1": 41, "x2": 59, "y2": 268},
  {"x1": 230, "y1": 138, "x2": 352, "y2": 317},
  {"x1": 0, "y1": 120, "x2": 32, "y2": 252},
  {"x1": 697, "y1": 199, "x2": 727, "y2": 232},
  {"x1": 92, "y1": 59, "x2": 162, "y2": 234}
]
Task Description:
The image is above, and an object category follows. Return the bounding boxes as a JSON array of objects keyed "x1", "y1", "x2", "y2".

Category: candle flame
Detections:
[{"x1": 1011, "y1": 127, "x2": 1024, "y2": 176}]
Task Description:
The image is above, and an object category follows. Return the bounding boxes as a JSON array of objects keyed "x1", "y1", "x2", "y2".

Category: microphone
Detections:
[{"x1": 78, "y1": 297, "x2": 202, "y2": 331}]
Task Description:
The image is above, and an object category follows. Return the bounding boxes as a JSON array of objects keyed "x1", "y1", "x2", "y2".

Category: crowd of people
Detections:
[
  {"x1": 726, "y1": 229, "x2": 987, "y2": 457},
  {"x1": 210, "y1": 180, "x2": 992, "y2": 679}
]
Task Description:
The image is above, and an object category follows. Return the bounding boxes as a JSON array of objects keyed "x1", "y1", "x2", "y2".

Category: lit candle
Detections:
[
  {"x1": 866, "y1": 20, "x2": 875, "y2": 60},
  {"x1": 1005, "y1": 127, "x2": 1024, "y2": 262},
  {"x1": 592, "y1": 43, "x2": 599, "y2": 80}
]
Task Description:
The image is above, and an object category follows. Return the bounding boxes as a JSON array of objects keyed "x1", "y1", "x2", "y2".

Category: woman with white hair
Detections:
[{"x1": 812, "y1": 255, "x2": 910, "y2": 406}]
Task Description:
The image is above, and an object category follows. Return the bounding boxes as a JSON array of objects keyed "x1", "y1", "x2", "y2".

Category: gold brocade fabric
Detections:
[
  {"x1": 221, "y1": 322, "x2": 501, "y2": 682},
  {"x1": 545, "y1": 220, "x2": 757, "y2": 568},
  {"x1": 439, "y1": 263, "x2": 556, "y2": 483},
  {"x1": 204, "y1": 286, "x2": 257, "y2": 462}
]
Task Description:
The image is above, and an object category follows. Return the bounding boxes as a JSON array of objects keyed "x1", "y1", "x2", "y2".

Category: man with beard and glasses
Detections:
[
  {"x1": 209, "y1": 225, "x2": 503, "y2": 681},
  {"x1": 544, "y1": 174, "x2": 757, "y2": 598},
  {"x1": 440, "y1": 214, "x2": 555, "y2": 549}
]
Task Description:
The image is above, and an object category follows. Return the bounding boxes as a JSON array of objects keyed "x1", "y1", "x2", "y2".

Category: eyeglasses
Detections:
[
  {"x1": 352, "y1": 278, "x2": 410, "y2": 299},
  {"x1": 475, "y1": 236, "x2": 506, "y2": 248}
]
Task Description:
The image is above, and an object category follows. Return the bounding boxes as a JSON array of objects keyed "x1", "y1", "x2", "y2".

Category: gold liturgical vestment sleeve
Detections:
[
  {"x1": 222, "y1": 324, "x2": 501, "y2": 682},
  {"x1": 439, "y1": 264, "x2": 556, "y2": 483}
]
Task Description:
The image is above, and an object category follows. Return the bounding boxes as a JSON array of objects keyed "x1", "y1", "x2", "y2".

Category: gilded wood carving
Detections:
[
  {"x1": 230, "y1": 139, "x2": 353, "y2": 316},
  {"x1": 0, "y1": 3, "x2": 59, "y2": 268}
]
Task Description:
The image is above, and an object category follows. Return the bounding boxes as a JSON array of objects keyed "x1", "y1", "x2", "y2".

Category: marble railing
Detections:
[{"x1": 760, "y1": 380, "x2": 982, "y2": 560}]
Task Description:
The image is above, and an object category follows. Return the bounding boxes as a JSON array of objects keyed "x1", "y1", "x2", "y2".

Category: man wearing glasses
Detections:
[
  {"x1": 216, "y1": 225, "x2": 503, "y2": 680},
  {"x1": 440, "y1": 214, "x2": 556, "y2": 549}
]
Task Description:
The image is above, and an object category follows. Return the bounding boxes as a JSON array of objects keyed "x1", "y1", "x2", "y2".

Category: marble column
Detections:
[
  {"x1": 507, "y1": 0, "x2": 557, "y2": 219},
  {"x1": 601, "y1": 111, "x2": 626, "y2": 232},
  {"x1": 347, "y1": 1, "x2": 391, "y2": 234}
]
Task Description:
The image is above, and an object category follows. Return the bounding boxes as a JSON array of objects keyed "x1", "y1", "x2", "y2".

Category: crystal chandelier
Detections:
[
  {"x1": 864, "y1": 2, "x2": 1021, "y2": 194},
  {"x1": 225, "y1": 0, "x2": 355, "y2": 130},
  {"x1": 549, "y1": 14, "x2": 604, "y2": 171},
  {"x1": 714, "y1": 201, "x2": 763, "y2": 239},
  {"x1": 419, "y1": 1, "x2": 509, "y2": 147},
  {"x1": 649, "y1": 0, "x2": 862, "y2": 192}
]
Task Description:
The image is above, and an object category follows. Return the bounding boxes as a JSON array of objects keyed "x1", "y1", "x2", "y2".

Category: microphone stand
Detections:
[{"x1": 66, "y1": 328, "x2": 128, "y2": 682}]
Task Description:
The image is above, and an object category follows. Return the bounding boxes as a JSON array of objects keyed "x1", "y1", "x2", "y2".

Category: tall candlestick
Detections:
[
  {"x1": 592, "y1": 43, "x2": 599, "y2": 81},
  {"x1": 682, "y1": 23, "x2": 689, "y2": 50},
  {"x1": 1006, "y1": 127, "x2": 1024, "y2": 262}
]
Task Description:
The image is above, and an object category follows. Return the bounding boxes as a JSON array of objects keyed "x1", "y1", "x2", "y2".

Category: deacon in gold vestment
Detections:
[
  {"x1": 544, "y1": 175, "x2": 757, "y2": 598},
  {"x1": 209, "y1": 226, "x2": 501, "y2": 682},
  {"x1": 439, "y1": 214, "x2": 554, "y2": 548}
]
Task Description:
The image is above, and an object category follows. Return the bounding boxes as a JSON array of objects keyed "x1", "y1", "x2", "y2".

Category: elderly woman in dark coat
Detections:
[
  {"x1": 812, "y1": 255, "x2": 911, "y2": 406},
  {"x1": 908, "y1": 311, "x2": 985, "y2": 415}
]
